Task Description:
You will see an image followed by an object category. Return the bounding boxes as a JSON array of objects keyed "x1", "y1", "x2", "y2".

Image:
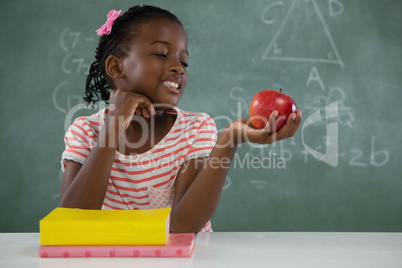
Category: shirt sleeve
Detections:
[
  {"x1": 185, "y1": 114, "x2": 217, "y2": 161},
  {"x1": 60, "y1": 117, "x2": 95, "y2": 172}
]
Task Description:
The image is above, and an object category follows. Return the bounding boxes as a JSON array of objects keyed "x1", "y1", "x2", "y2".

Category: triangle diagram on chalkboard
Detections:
[{"x1": 262, "y1": 0, "x2": 343, "y2": 68}]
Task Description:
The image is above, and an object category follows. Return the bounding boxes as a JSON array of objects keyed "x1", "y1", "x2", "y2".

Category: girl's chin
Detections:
[{"x1": 153, "y1": 101, "x2": 179, "y2": 110}]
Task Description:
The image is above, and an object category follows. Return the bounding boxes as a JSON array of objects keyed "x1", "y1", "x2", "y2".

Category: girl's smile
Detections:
[{"x1": 162, "y1": 80, "x2": 182, "y2": 94}]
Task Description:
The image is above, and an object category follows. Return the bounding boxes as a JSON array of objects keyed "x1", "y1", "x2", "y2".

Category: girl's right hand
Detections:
[{"x1": 108, "y1": 88, "x2": 156, "y2": 129}]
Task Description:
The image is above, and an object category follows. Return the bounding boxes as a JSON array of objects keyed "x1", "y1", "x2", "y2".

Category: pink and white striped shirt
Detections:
[{"x1": 61, "y1": 106, "x2": 217, "y2": 232}]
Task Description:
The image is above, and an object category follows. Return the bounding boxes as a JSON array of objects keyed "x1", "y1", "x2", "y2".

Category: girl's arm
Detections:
[
  {"x1": 59, "y1": 117, "x2": 122, "y2": 209},
  {"x1": 170, "y1": 110, "x2": 302, "y2": 234},
  {"x1": 59, "y1": 89, "x2": 155, "y2": 209}
]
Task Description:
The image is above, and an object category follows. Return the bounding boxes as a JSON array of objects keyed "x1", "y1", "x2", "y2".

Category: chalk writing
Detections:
[
  {"x1": 307, "y1": 66, "x2": 325, "y2": 90},
  {"x1": 61, "y1": 51, "x2": 91, "y2": 75},
  {"x1": 250, "y1": 180, "x2": 269, "y2": 190},
  {"x1": 261, "y1": 1, "x2": 284, "y2": 25},
  {"x1": 53, "y1": 27, "x2": 96, "y2": 113},
  {"x1": 59, "y1": 27, "x2": 93, "y2": 75},
  {"x1": 328, "y1": 0, "x2": 344, "y2": 17},
  {"x1": 229, "y1": 87, "x2": 250, "y2": 118},
  {"x1": 59, "y1": 27, "x2": 95, "y2": 52},
  {"x1": 261, "y1": 0, "x2": 344, "y2": 68},
  {"x1": 223, "y1": 176, "x2": 232, "y2": 190},
  {"x1": 304, "y1": 67, "x2": 354, "y2": 128},
  {"x1": 349, "y1": 136, "x2": 389, "y2": 167},
  {"x1": 52, "y1": 81, "x2": 84, "y2": 114},
  {"x1": 301, "y1": 135, "x2": 389, "y2": 167}
]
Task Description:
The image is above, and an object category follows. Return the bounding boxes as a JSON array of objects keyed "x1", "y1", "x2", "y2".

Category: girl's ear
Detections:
[{"x1": 105, "y1": 55, "x2": 125, "y2": 79}]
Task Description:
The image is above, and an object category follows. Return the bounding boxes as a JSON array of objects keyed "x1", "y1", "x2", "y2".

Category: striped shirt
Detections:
[{"x1": 61, "y1": 106, "x2": 217, "y2": 232}]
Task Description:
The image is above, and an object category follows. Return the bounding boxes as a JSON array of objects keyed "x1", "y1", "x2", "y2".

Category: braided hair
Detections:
[{"x1": 84, "y1": 5, "x2": 183, "y2": 105}]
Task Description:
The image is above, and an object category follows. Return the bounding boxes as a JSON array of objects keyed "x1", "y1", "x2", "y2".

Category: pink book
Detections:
[{"x1": 39, "y1": 233, "x2": 195, "y2": 258}]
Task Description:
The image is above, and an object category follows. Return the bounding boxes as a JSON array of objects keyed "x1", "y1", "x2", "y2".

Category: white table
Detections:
[{"x1": 1, "y1": 232, "x2": 401, "y2": 268}]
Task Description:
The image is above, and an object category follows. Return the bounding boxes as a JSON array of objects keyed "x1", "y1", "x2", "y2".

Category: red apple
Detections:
[{"x1": 249, "y1": 89, "x2": 297, "y2": 132}]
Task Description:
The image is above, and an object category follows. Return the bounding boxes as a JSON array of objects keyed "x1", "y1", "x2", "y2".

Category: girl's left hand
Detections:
[{"x1": 228, "y1": 110, "x2": 302, "y2": 146}]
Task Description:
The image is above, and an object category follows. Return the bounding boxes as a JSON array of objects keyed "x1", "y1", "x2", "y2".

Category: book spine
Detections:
[{"x1": 39, "y1": 245, "x2": 193, "y2": 258}]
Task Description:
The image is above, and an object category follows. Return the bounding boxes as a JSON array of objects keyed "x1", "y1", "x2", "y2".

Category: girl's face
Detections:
[{"x1": 116, "y1": 18, "x2": 188, "y2": 108}]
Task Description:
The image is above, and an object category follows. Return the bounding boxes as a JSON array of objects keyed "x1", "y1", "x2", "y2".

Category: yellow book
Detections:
[{"x1": 39, "y1": 207, "x2": 171, "y2": 246}]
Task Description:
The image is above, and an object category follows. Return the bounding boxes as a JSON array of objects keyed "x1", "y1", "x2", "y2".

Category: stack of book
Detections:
[{"x1": 38, "y1": 207, "x2": 195, "y2": 258}]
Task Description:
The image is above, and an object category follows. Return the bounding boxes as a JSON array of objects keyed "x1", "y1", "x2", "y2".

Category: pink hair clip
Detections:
[{"x1": 96, "y1": 9, "x2": 122, "y2": 36}]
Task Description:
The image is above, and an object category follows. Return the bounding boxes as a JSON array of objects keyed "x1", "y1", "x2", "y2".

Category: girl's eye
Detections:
[
  {"x1": 154, "y1": 53, "x2": 168, "y2": 58},
  {"x1": 153, "y1": 53, "x2": 188, "y2": 68}
]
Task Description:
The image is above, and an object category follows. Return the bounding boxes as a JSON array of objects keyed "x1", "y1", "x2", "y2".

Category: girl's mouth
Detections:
[{"x1": 163, "y1": 81, "x2": 180, "y2": 94}]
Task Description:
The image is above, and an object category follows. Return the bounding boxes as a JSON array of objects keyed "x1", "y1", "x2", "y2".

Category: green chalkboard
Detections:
[{"x1": 1, "y1": 0, "x2": 401, "y2": 232}]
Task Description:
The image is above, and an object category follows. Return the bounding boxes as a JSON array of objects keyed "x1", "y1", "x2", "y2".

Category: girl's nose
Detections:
[{"x1": 168, "y1": 59, "x2": 185, "y2": 75}]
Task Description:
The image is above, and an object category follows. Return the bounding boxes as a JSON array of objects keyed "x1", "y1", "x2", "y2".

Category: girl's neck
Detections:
[
  {"x1": 128, "y1": 108, "x2": 171, "y2": 131},
  {"x1": 118, "y1": 109, "x2": 177, "y2": 155}
]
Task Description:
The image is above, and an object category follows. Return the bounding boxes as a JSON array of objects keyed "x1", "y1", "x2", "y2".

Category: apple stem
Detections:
[{"x1": 280, "y1": 88, "x2": 282, "y2": 93}]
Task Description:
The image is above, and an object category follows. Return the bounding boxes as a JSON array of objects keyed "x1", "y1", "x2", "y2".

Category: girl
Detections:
[{"x1": 59, "y1": 5, "x2": 302, "y2": 234}]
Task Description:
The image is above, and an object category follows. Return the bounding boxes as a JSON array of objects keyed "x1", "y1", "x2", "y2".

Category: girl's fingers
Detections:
[
  {"x1": 140, "y1": 98, "x2": 155, "y2": 115},
  {"x1": 264, "y1": 110, "x2": 278, "y2": 134},
  {"x1": 111, "y1": 88, "x2": 156, "y2": 118},
  {"x1": 286, "y1": 111, "x2": 302, "y2": 137},
  {"x1": 278, "y1": 113, "x2": 296, "y2": 138},
  {"x1": 262, "y1": 112, "x2": 299, "y2": 143},
  {"x1": 148, "y1": 104, "x2": 156, "y2": 116},
  {"x1": 141, "y1": 107, "x2": 150, "y2": 118},
  {"x1": 136, "y1": 97, "x2": 155, "y2": 118}
]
